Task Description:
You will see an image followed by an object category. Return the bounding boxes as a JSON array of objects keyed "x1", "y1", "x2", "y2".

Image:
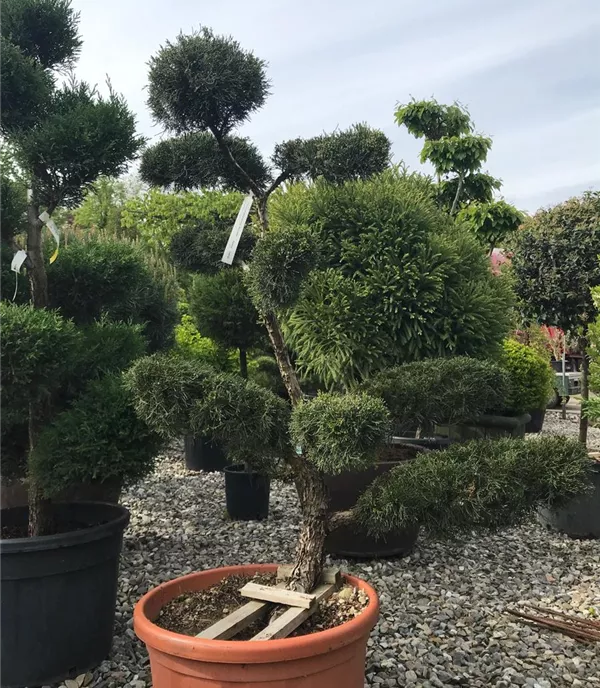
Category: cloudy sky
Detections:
[{"x1": 71, "y1": 0, "x2": 599, "y2": 212}]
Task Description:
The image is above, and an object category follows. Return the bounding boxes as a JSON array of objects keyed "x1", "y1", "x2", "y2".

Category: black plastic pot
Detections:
[
  {"x1": 224, "y1": 465, "x2": 270, "y2": 521},
  {"x1": 184, "y1": 435, "x2": 227, "y2": 472},
  {"x1": 440, "y1": 412, "x2": 531, "y2": 441},
  {"x1": 525, "y1": 408, "x2": 546, "y2": 434},
  {"x1": 0, "y1": 502, "x2": 129, "y2": 687},
  {"x1": 538, "y1": 462, "x2": 600, "y2": 539},
  {"x1": 324, "y1": 443, "x2": 427, "y2": 558}
]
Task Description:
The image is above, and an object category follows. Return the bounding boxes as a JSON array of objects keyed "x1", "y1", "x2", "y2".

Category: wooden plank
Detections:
[
  {"x1": 250, "y1": 583, "x2": 336, "y2": 641},
  {"x1": 240, "y1": 582, "x2": 315, "y2": 609},
  {"x1": 196, "y1": 582, "x2": 287, "y2": 640},
  {"x1": 276, "y1": 565, "x2": 342, "y2": 586}
]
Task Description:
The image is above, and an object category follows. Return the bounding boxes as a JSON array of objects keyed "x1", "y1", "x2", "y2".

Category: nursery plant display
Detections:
[
  {"x1": 126, "y1": 26, "x2": 594, "y2": 687},
  {"x1": 0, "y1": 2, "x2": 157, "y2": 685}
]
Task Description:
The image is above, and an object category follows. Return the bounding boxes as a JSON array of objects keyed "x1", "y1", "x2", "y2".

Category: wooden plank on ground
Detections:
[
  {"x1": 276, "y1": 565, "x2": 342, "y2": 586},
  {"x1": 250, "y1": 583, "x2": 336, "y2": 641},
  {"x1": 196, "y1": 582, "x2": 287, "y2": 640},
  {"x1": 240, "y1": 582, "x2": 315, "y2": 609}
]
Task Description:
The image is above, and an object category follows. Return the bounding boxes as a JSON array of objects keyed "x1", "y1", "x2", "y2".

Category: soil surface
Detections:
[
  {"x1": 155, "y1": 573, "x2": 369, "y2": 639},
  {"x1": 0, "y1": 519, "x2": 103, "y2": 540}
]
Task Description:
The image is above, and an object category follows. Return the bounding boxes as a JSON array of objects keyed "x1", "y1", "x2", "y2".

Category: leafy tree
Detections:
[
  {"x1": 1, "y1": 0, "x2": 144, "y2": 535},
  {"x1": 395, "y1": 98, "x2": 522, "y2": 249},
  {"x1": 71, "y1": 176, "x2": 137, "y2": 238},
  {"x1": 512, "y1": 191, "x2": 600, "y2": 444},
  {"x1": 188, "y1": 269, "x2": 263, "y2": 377}
]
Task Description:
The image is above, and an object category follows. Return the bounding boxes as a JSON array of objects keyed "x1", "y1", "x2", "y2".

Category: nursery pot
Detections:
[
  {"x1": 134, "y1": 564, "x2": 379, "y2": 688},
  {"x1": 0, "y1": 501, "x2": 129, "y2": 688},
  {"x1": 225, "y1": 465, "x2": 270, "y2": 521},
  {"x1": 184, "y1": 435, "x2": 228, "y2": 472},
  {"x1": 537, "y1": 461, "x2": 600, "y2": 538},
  {"x1": 324, "y1": 442, "x2": 426, "y2": 558},
  {"x1": 525, "y1": 408, "x2": 546, "y2": 434}
]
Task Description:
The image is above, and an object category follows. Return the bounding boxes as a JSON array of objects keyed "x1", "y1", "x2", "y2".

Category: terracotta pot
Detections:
[{"x1": 134, "y1": 564, "x2": 379, "y2": 688}]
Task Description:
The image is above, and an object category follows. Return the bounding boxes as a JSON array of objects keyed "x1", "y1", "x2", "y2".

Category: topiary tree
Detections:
[
  {"x1": 512, "y1": 191, "x2": 600, "y2": 444},
  {"x1": 1, "y1": 0, "x2": 145, "y2": 534},
  {"x1": 395, "y1": 98, "x2": 523, "y2": 249},
  {"x1": 500, "y1": 339, "x2": 554, "y2": 414},
  {"x1": 129, "y1": 26, "x2": 589, "y2": 594}
]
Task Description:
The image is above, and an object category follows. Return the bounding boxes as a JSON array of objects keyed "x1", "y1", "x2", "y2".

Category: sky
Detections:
[{"x1": 71, "y1": 0, "x2": 600, "y2": 213}]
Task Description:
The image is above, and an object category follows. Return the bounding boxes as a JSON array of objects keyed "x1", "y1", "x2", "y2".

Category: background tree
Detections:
[
  {"x1": 512, "y1": 191, "x2": 600, "y2": 444},
  {"x1": 395, "y1": 98, "x2": 522, "y2": 247},
  {"x1": 142, "y1": 26, "x2": 391, "y2": 590},
  {"x1": 1, "y1": 0, "x2": 144, "y2": 535}
]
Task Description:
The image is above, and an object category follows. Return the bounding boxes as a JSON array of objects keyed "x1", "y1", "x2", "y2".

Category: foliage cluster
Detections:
[{"x1": 500, "y1": 339, "x2": 554, "y2": 413}]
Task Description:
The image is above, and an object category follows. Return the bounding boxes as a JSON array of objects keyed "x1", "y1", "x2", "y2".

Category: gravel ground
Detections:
[
  {"x1": 543, "y1": 408, "x2": 600, "y2": 451},
  {"x1": 58, "y1": 417, "x2": 599, "y2": 688}
]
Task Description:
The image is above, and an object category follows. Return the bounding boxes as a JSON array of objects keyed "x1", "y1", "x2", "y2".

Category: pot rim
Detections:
[
  {"x1": 134, "y1": 563, "x2": 379, "y2": 663},
  {"x1": 0, "y1": 501, "x2": 130, "y2": 553}
]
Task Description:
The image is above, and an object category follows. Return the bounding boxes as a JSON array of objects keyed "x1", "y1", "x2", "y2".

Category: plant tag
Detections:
[
  {"x1": 11, "y1": 250, "x2": 27, "y2": 273},
  {"x1": 39, "y1": 211, "x2": 60, "y2": 263},
  {"x1": 222, "y1": 194, "x2": 253, "y2": 265}
]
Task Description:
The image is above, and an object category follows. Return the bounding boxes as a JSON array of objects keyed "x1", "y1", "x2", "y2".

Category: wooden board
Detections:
[
  {"x1": 196, "y1": 582, "x2": 287, "y2": 640},
  {"x1": 240, "y1": 582, "x2": 315, "y2": 609},
  {"x1": 276, "y1": 565, "x2": 342, "y2": 586},
  {"x1": 250, "y1": 583, "x2": 336, "y2": 641}
]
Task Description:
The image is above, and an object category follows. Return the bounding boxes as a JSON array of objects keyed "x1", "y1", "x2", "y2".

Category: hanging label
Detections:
[
  {"x1": 221, "y1": 194, "x2": 253, "y2": 265},
  {"x1": 39, "y1": 211, "x2": 60, "y2": 263},
  {"x1": 11, "y1": 250, "x2": 28, "y2": 274}
]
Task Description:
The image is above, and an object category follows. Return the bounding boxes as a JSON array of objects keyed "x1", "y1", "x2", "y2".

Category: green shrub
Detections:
[
  {"x1": 174, "y1": 312, "x2": 234, "y2": 371},
  {"x1": 357, "y1": 436, "x2": 592, "y2": 537},
  {"x1": 290, "y1": 392, "x2": 390, "y2": 474},
  {"x1": 582, "y1": 397, "x2": 600, "y2": 426},
  {"x1": 500, "y1": 339, "x2": 554, "y2": 413},
  {"x1": 47, "y1": 237, "x2": 177, "y2": 350},
  {"x1": 362, "y1": 357, "x2": 510, "y2": 434},
  {"x1": 1, "y1": 302, "x2": 81, "y2": 431},
  {"x1": 30, "y1": 375, "x2": 162, "y2": 497},
  {"x1": 248, "y1": 355, "x2": 288, "y2": 397}
]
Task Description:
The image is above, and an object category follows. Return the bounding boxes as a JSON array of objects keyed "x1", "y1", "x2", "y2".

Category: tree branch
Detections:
[
  {"x1": 450, "y1": 173, "x2": 464, "y2": 215},
  {"x1": 326, "y1": 509, "x2": 356, "y2": 531},
  {"x1": 209, "y1": 126, "x2": 264, "y2": 198},
  {"x1": 265, "y1": 170, "x2": 290, "y2": 199}
]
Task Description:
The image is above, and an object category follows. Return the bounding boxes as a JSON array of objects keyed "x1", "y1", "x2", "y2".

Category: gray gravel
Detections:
[
  {"x1": 58, "y1": 419, "x2": 599, "y2": 688},
  {"x1": 543, "y1": 408, "x2": 600, "y2": 451}
]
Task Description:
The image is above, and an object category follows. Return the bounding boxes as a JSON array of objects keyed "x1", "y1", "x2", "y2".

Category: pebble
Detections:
[{"x1": 51, "y1": 424, "x2": 600, "y2": 688}]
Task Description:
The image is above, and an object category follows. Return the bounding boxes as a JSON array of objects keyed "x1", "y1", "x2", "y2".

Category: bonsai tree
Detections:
[
  {"x1": 129, "y1": 27, "x2": 591, "y2": 594},
  {"x1": 1, "y1": 0, "x2": 144, "y2": 534},
  {"x1": 512, "y1": 191, "x2": 600, "y2": 444},
  {"x1": 395, "y1": 99, "x2": 523, "y2": 248}
]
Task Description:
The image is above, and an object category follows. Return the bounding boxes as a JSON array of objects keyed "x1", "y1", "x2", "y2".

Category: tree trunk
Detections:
[
  {"x1": 579, "y1": 337, "x2": 589, "y2": 446},
  {"x1": 263, "y1": 310, "x2": 304, "y2": 406},
  {"x1": 450, "y1": 174, "x2": 464, "y2": 216},
  {"x1": 26, "y1": 203, "x2": 54, "y2": 536},
  {"x1": 239, "y1": 348, "x2": 248, "y2": 379}
]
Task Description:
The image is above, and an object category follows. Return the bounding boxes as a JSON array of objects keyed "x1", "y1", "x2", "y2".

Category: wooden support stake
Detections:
[
  {"x1": 196, "y1": 582, "x2": 287, "y2": 640},
  {"x1": 250, "y1": 583, "x2": 336, "y2": 641},
  {"x1": 240, "y1": 582, "x2": 315, "y2": 609}
]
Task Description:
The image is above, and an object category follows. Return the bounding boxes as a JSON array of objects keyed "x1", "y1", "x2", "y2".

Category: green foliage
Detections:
[
  {"x1": 246, "y1": 225, "x2": 319, "y2": 311},
  {"x1": 362, "y1": 357, "x2": 510, "y2": 434},
  {"x1": 125, "y1": 353, "x2": 289, "y2": 470},
  {"x1": 357, "y1": 437, "x2": 592, "y2": 537},
  {"x1": 512, "y1": 191, "x2": 600, "y2": 336},
  {"x1": 47, "y1": 237, "x2": 177, "y2": 350},
  {"x1": 147, "y1": 27, "x2": 269, "y2": 136},
  {"x1": 121, "y1": 188, "x2": 243, "y2": 252},
  {"x1": 248, "y1": 355, "x2": 288, "y2": 397},
  {"x1": 175, "y1": 312, "x2": 234, "y2": 371},
  {"x1": 30, "y1": 375, "x2": 161, "y2": 497},
  {"x1": 140, "y1": 132, "x2": 270, "y2": 193},
  {"x1": 72, "y1": 176, "x2": 129, "y2": 236},
  {"x1": 272, "y1": 124, "x2": 391, "y2": 184},
  {"x1": 1, "y1": 0, "x2": 82, "y2": 69},
  {"x1": 421, "y1": 135, "x2": 492, "y2": 176},
  {"x1": 582, "y1": 397, "x2": 600, "y2": 426},
  {"x1": 1, "y1": 170, "x2": 28, "y2": 244},
  {"x1": 290, "y1": 392, "x2": 390, "y2": 474},
  {"x1": 501, "y1": 339, "x2": 554, "y2": 413},
  {"x1": 394, "y1": 99, "x2": 471, "y2": 140},
  {"x1": 457, "y1": 200, "x2": 524, "y2": 251},
  {"x1": 437, "y1": 172, "x2": 501, "y2": 209},
  {"x1": 14, "y1": 80, "x2": 144, "y2": 209},
  {"x1": 276, "y1": 171, "x2": 513, "y2": 387},
  {"x1": 589, "y1": 286, "x2": 600, "y2": 392},
  {"x1": 0, "y1": 302, "x2": 80, "y2": 430},
  {"x1": 0, "y1": 36, "x2": 54, "y2": 133},
  {"x1": 188, "y1": 269, "x2": 263, "y2": 354}
]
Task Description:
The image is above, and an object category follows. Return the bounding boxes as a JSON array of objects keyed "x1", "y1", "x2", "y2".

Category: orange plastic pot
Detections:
[{"x1": 134, "y1": 564, "x2": 379, "y2": 687}]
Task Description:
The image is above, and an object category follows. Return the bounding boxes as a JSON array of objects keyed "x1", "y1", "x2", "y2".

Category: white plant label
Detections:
[
  {"x1": 221, "y1": 194, "x2": 253, "y2": 265},
  {"x1": 39, "y1": 211, "x2": 60, "y2": 263},
  {"x1": 11, "y1": 250, "x2": 27, "y2": 273}
]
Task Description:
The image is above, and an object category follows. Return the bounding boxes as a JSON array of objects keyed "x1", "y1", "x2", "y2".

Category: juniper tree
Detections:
[{"x1": 1, "y1": 0, "x2": 144, "y2": 535}]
